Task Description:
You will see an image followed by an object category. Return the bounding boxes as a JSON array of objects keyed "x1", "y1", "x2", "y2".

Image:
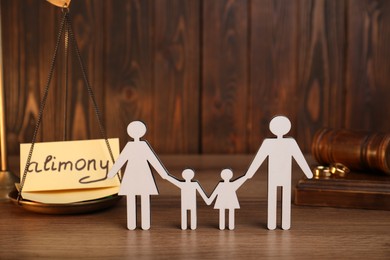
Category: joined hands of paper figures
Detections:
[{"x1": 106, "y1": 116, "x2": 313, "y2": 231}]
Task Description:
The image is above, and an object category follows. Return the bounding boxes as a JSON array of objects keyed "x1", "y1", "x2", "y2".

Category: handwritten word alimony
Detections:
[{"x1": 27, "y1": 155, "x2": 110, "y2": 175}]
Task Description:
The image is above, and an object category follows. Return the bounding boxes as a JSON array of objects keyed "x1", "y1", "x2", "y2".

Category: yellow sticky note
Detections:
[{"x1": 20, "y1": 138, "x2": 120, "y2": 204}]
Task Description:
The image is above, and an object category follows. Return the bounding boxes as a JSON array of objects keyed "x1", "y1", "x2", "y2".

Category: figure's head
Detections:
[
  {"x1": 269, "y1": 116, "x2": 291, "y2": 137},
  {"x1": 127, "y1": 121, "x2": 147, "y2": 139},
  {"x1": 221, "y1": 169, "x2": 233, "y2": 181},
  {"x1": 182, "y1": 169, "x2": 195, "y2": 181}
]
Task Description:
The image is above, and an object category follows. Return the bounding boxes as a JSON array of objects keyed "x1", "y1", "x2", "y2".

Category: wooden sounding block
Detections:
[{"x1": 295, "y1": 171, "x2": 390, "y2": 210}]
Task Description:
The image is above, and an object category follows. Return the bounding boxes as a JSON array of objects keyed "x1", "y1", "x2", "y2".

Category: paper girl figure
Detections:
[
  {"x1": 245, "y1": 115, "x2": 313, "y2": 230},
  {"x1": 167, "y1": 169, "x2": 209, "y2": 230},
  {"x1": 207, "y1": 169, "x2": 248, "y2": 230},
  {"x1": 107, "y1": 121, "x2": 169, "y2": 230}
]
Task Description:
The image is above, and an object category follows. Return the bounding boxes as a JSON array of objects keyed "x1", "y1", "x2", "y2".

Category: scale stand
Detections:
[{"x1": 0, "y1": 172, "x2": 18, "y2": 201}]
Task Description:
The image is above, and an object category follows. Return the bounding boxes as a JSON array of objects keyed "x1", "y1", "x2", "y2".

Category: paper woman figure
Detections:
[
  {"x1": 245, "y1": 115, "x2": 313, "y2": 230},
  {"x1": 167, "y1": 169, "x2": 209, "y2": 230},
  {"x1": 107, "y1": 121, "x2": 169, "y2": 230},
  {"x1": 207, "y1": 169, "x2": 248, "y2": 230}
]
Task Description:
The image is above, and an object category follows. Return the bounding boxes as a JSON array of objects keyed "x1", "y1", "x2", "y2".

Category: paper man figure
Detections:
[
  {"x1": 245, "y1": 116, "x2": 313, "y2": 230},
  {"x1": 107, "y1": 121, "x2": 169, "y2": 230},
  {"x1": 167, "y1": 169, "x2": 209, "y2": 230},
  {"x1": 207, "y1": 169, "x2": 248, "y2": 230}
]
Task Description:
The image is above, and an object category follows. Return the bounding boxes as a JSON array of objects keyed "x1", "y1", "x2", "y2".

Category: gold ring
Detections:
[
  {"x1": 330, "y1": 163, "x2": 350, "y2": 177},
  {"x1": 313, "y1": 166, "x2": 331, "y2": 178}
]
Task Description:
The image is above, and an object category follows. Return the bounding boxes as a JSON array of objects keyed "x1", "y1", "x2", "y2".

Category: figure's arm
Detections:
[
  {"x1": 166, "y1": 175, "x2": 182, "y2": 188},
  {"x1": 206, "y1": 183, "x2": 220, "y2": 205},
  {"x1": 232, "y1": 175, "x2": 248, "y2": 190},
  {"x1": 245, "y1": 141, "x2": 269, "y2": 179},
  {"x1": 145, "y1": 141, "x2": 169, "y2": 180},
  {"x1": 107, "y1": 144, "x2": 129, "y2": 179},
  {"x1": 195, "y1": 182, "x2": 209, "y2": 204},
  {"x1": 291, "y1": 140, "x2": 313, "y2": 179}
]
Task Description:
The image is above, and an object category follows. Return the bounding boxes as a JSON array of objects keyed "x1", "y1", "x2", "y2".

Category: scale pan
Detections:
[{"x1": 8, "y1": 190, "x2": 121, "y2": 214}]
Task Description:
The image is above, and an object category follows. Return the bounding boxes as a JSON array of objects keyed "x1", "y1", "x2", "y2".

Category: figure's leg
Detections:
[
  {"x1": 190, "y1": 209, "x2": 197, "y2": 230},
  {"x1": 228, "y1": 209, "x2": 235, "y2": 230},
  {"x1": 268, "y1": 184, "x2": 277, "y2": 230},
  {"x1": 141, "y1": 195, "x2": 151, "y2": 230},
  {"x1": 219, "y1": 209, "x2": 225, "y2": 230},
  {"x1": 181, "y1": 209, "x2": 187, "y2": 230},
  {"x1": 281, "y1": 185, "x2": 291, "y2": 230},
  {"x1": 127, "y1": 196, "x2": 136, "y2": 230}
]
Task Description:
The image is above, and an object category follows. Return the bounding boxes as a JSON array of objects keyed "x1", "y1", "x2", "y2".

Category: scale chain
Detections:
[
  {"x1": 17, "y1": 12, "x2": 67, "y2": 203},
  {"x1": 65, "y1": 13, "x2": 121, "y2": 182},
  {"x1": 18, "y1": 9, "x2": 121, "y2": 203}
]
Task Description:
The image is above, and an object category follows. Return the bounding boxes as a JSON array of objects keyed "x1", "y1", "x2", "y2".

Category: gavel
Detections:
[{"x1": 312, "y1": 128, "x2": 390, "y2": 175}]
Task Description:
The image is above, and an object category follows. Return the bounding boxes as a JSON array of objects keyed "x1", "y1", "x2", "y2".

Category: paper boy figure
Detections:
[
  {"x1": 245, "y1": 115, "x2": 313, "y2": 230},
  {"x1": 107, "y1": 121, "x2": 169, "y2": 230},
  {"x1": 167, "y1": 169, "x2": 209, "y2": 230},
  {"x1": 207, "y1": 169, "x2": 248, "y2": 230}
]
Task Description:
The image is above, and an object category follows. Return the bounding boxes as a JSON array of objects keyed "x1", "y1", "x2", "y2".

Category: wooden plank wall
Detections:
[{"x1": 2, "y1": 0, "x2": 390, "y2": 155}]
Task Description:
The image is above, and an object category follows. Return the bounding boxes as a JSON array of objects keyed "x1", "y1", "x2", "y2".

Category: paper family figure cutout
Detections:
[
  {"x1": 245, "y1": 115, "x2": 313, "y2": 230},
  {"x1": 167, "y1": 169, "x2": 209, "y2": 230},
  {"x1": 107, "y1": 121, "x2": 170, "y2": 230},
  {"x1": 207, "y1": 169, "x2": 248, "y2": 230},
  {"x1": 107, "y1": 116, "x2": 313, "y2": 230}
]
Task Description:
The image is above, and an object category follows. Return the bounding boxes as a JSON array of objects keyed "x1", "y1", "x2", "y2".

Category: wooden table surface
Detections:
[{"x1": 1, "y1": 155, "x2": 389, "y2": 259}]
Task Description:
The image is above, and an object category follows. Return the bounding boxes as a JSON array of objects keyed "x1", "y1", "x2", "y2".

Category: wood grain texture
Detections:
[
  {"x1": 2, "y1": 199, "x2": 389, "y2": 259},
  {"x1": 202, "y1": 0, "x2": 249, "y2": 153},
  {"x1": 249, "y1": 0, "x2": 298, "y2": 152},
  {"x1": 2, "y1": 0, "x2": 57, "y2": 154},
  {"x1": 154, "y1": 0, "x2": 200, "y2": 153},
  {"x1": 2, "y1": 0, "x2": 25, "y2": 155},
  {"x1": 37, "y1": 3, "x2": 59, "y2": 143},
  {"x1": 2, "y1": 0, "x2": 390, "y2": 156},
  {"x1": 1, "y1": 155, "x2": 390, "y2": 259},
  {"x1": 296, "y1": 0, "x2": 346, "y2": 149},
  {"x1": 103, "y1": 0, "x2": 154, "y2": 149},
  {"x1": 65, "y1": 0, "x2": 104, "y2": 141},
  {"x1": 345, "y1": 0, "x2": 390, "y2": 131}
]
